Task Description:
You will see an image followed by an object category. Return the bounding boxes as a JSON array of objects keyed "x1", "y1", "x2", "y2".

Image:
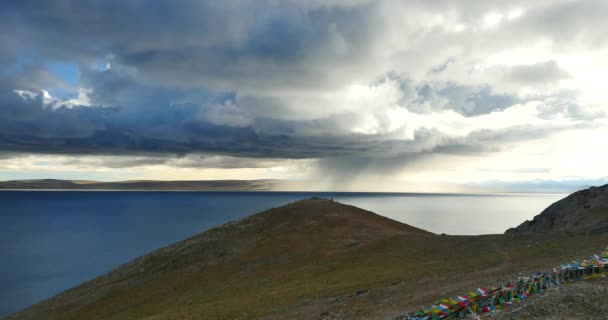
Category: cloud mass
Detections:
[{"x1": 1, "y1": 0, "x2": 607, "y2": 190}]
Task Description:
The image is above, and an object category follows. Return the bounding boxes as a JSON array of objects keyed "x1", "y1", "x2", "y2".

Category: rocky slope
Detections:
[
  {"x1": 490, "y1": 279, "x2": 608, "y2": 320},
  {"x1": 506, "y1": 184, "x2": 608, "y2": 233}
]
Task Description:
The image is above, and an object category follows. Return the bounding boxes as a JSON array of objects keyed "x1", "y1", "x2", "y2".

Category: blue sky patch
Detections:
[{"x1": 45, "y1": 61, "x2": 79, "y2": 86}]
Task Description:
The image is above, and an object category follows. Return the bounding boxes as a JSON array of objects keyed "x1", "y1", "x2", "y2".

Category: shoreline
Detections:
[{"x1": 0, "y1": 189, "x2": 568, "y2": 196}]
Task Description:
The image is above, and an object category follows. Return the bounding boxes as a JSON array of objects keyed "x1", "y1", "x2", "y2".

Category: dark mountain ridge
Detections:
[{"x1": 506, "y1": 184, "x2": 608, "y2": 233}]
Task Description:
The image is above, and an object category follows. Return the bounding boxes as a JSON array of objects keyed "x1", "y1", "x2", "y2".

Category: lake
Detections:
[{"x1": 0, "y1": 191, "x2": 564, "y2": 317}]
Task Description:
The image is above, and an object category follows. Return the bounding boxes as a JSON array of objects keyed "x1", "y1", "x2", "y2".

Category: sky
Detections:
[{"x1": 1, "y1": 0, "x2": 607, "y2": 192}]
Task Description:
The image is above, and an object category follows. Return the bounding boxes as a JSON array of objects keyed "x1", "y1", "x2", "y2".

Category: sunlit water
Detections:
[{"x1": 0, "y1": 191, "x2": 564, "y2": 316}]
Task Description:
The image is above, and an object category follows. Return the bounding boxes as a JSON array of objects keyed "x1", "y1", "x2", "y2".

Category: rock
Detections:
[
  {"x1": 506, "y1": 184, "x2": 608, "y2": 233},
  {"x1": 355, "y1": 289, "x2": 370, "y2": 296}
]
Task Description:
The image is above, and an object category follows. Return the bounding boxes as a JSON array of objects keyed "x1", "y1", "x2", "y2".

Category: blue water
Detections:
[{"x1": 0, "y1": 191, "x2": 564, "y2": 317}]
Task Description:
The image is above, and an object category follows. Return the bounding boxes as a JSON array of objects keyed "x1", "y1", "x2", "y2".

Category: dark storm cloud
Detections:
[
  {"x1": 0, "y1": 78, "x2": 372, "y2": 159},
  {"x1": 0, "y1": 0, "x2": 392, "y2": 160},
  {"x1": 0, "y1": 64, "x2": 594, "y2": 162},
  {"x1": 0, "y1": 82, "x2": 98, "y2": 139},
  {"x1": 1, "y1": 0, "x2": 379, "y2": 92},
  {"x1": 0, "y1": 61, "x2": 540, "y2": 160},
  {"x1": 313, "y1": 121, "x2": 590, "y2": 181},
  {"x1": 0, "y1": 0, "x2": 606, "y2": 169}
]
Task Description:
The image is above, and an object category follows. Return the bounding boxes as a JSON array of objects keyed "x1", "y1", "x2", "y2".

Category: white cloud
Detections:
[
  {"x1": 2, "y1": 0, "x2": 608, "y2": 190},
  {"x1": 13, "y1": 87, "x2": 92, "y2": 109},
  {"x1": 507, "y1": 8, "x2": 525, "y2": 20},
  {"x1": 482, "y1": 12, "x2": 503, "y2": 28}
]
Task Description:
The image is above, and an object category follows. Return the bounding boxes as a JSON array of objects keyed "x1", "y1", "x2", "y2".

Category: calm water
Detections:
[{"x1": 0, "y1": 191, "x2": 564, "y2": 317}]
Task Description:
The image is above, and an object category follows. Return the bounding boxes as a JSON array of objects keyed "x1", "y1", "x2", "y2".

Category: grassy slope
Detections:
[{"x1": 7, "y1": 199, "x2": 608, "y2": 320}]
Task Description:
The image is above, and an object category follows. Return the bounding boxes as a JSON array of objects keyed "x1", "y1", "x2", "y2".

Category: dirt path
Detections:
[{"x1": 490, "y1": 238, "x2": 513, "y2": 265}]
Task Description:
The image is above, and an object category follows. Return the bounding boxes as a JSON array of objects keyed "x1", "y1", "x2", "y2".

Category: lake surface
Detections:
[{"x1": 0, "y1": 191, "x2": 564, "y2": 317}]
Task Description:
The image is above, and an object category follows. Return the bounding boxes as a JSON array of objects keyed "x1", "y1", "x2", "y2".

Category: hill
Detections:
[
  {"x1": 506, "y1": 184, "x2": 608, "y2": 233},
  {"x1": 6, "y1": 198, "x2": 608, "y2": 320},
  {"x1": 0, "y1": 179, "x2": 277, "y2": 191}
]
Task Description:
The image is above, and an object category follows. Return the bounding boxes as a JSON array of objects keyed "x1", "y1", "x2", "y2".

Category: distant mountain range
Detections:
[
  {"x1": 467, "y1": 177, "x2": 608, "y2": 193},
  {"x1": 0, "y1": 179, "x2": 279, "y2": 191},
  {"x1": 3, "y1": 178, "x2": 607, "y2": 193}
]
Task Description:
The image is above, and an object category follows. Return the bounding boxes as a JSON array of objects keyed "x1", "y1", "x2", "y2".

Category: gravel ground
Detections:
[{"x1": 485, "y1": 278, "x2": 608, "y2": 320}]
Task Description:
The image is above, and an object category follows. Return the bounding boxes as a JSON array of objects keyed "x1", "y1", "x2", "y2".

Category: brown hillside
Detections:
[
  {"x1": 7, "y1": 198, "x2": 608, "y2": 320},
  {"x1": 506, "y1": 184, "x2": 608, "y2": 233},
  {"x1": 7, "y1": 198, "x2": 429, "y2": 320}
]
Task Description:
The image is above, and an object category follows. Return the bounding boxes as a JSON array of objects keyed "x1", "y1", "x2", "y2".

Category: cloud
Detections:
[
  {"x1": 0, "y1": 66, "x2": 600, "y2": 161},
  {"x1": 0, "y1": 0, "x2": 607, "y2": 187},
  {"x1": 52, "y1": 154, "x2": 300, "y2": 170},
  {"x1": 504, "y1": 60, "x2": 570, "y2": 85}
]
